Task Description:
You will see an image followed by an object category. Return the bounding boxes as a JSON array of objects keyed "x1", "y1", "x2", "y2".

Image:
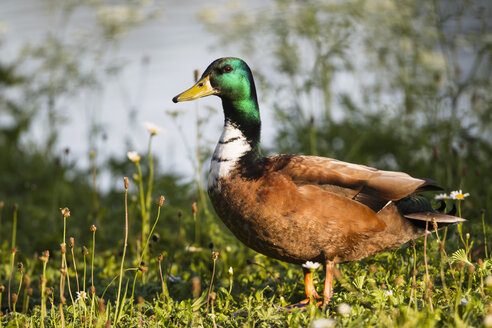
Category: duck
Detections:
[{"x1": 172, "y1": 57, "x2": 465, "y2": 306}]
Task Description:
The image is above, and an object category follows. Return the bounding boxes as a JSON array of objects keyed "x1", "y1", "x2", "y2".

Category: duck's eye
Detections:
[{"x1": 222, "y1": 65, "x2": 233, "y2": 73}]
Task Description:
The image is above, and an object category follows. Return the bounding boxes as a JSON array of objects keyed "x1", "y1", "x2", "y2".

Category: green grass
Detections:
[{"x1": 0, "y1": 171, "x2": 490, "y2": 327}]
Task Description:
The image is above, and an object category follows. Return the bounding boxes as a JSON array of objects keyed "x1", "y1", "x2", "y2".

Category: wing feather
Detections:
[{"x1": 273, "y1": 155, "x2": 426, "y2": 205}]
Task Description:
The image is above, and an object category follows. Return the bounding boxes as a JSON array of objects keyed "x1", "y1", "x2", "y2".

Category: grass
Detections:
[{"x1": 0, "y1": 144, "x2": 490, "y2": 327}]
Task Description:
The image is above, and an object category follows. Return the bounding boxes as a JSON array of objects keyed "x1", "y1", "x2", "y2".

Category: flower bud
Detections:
[
  {"x1": 60, "y1": 207, "x2": 70, "y2": 218},
  {"x1": 98, "y1": 298, "x2": 106, "y2": 315},
  {"x1": 24, "y1": 275, "x2": 31, "y2": 287},
  {"x1": 212, "y1": 251, "x2": 219, "y2": 260}
]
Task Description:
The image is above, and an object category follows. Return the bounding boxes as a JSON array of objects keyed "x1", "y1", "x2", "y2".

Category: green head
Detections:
[{"x1": 173, "y1": 57, "x2": 261, "y2": 136}]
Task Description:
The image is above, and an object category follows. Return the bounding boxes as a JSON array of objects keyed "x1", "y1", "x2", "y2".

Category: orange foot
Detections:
[{"x1": 284, "y1": 298, "x2": 323, "y2": 310}]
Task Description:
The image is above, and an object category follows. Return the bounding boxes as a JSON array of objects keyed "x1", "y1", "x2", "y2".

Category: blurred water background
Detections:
[{"x1": 0, "y1": 0, "x2": 272, "y2": 190}]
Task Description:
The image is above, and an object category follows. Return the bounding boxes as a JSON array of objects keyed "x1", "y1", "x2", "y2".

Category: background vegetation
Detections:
[{"x1": 0, "y1": 0, "x2": 491, "y2": 326}]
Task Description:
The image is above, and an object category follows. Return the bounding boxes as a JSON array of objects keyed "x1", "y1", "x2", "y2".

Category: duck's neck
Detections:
[
  {"x1": 222, "y1": 98, "x2": 261, "y2": 146},
  {"x1": 208, "y1": 98, "x2": 262, "y2": 191}
]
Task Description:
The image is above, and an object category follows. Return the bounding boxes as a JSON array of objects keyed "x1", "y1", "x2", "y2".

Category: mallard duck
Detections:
[{"x1": 172, "y1": 57, "x2": 465, "y2": 306}]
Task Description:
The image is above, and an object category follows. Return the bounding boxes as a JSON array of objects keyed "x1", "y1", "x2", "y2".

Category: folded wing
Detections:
[{"x1": 274, "y1": 155, "x2": 428, "y2": 212}]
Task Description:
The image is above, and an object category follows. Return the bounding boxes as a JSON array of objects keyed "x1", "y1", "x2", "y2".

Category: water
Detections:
[{"x1": 0, "y1": 0, "x2": 273, "y2": 190}]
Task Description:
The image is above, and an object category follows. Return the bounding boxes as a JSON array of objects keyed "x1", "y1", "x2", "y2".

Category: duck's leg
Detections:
[
  {"x1": 303, "y1": 267, "x2": 321, "y2": 301},
  {"x1": 323, "y1": 260, "x2": 335, "y2": 306},
  {"x1": 284, "y1": 268, "x2": 321, "y2": 309}
]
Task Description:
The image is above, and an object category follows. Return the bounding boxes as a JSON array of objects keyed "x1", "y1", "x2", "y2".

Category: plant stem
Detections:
[
  {"x1": 423, "y1": 221, "x2": 434, "y2": 312},
  {"x1": 481, "y1": 210, "x2": 488, "y2": 258},
  {"x1": 115, "y1": 178, "x2": 130, "y2": 324},
  {"x1": 135, "y1": 162, "x2": 147, "y2": 260},
  {"x1": 90, "y1": 150, "x2": 100, "y2": 226},
  {"x1": 71, "y1": 247, "x2": 80, "y2": 292},
  {"x1": 91, "y1": 230, "x2": 96, "y2": 290},
  {"x1": 145, "y1": 136, "x2": 154, "y2": 220},
  {"x1": 194, "y1": 98, "x2": 210, "y2": 217},
  {"x1": 158, "y1": 257, "x2": 167, "y2": 312},
  {"x1": 131, "y1": 205, "x2": 162, "y2": 301},
  {"x1": 11, "y1": 205, "x2": 17, "y2": 251},
  {"x1": 40, "y1": 261, "x2": 47, "y2": 328},
  {"x1": 83, "y1": 253, "x2": 87, "y2": 292},
  {"x1": 15, "y1": 271, "x2": 23, "y2": 311},
  {"x1": 457, "y1": 201, "x2": 466, "y2": 248},
  {"x1": 206, "y1": 254, "x2": 218, "y2": 316},
  {"x1": 193, "y1": 208, "x2": 199, "y2": 246},
  {"x1": 8, "y1": 250, "x2": 16, "y2": 311}
]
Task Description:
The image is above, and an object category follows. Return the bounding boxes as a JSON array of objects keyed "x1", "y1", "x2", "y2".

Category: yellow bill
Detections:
[{"x1": 172, "y1": 75, "x2": 217, "y2": 103}]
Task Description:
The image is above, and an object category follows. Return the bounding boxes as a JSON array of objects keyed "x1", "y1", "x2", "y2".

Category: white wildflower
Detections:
[
  {"x1": 228, "y1": 267, "x2": 233, "y2": 275},
  {"x1": 76, "y1": 291, "x2": 87, "y2": 301},
  {"x1": 337, "y1": 303, "x2": 351, "y2": 316},
  {"x1": 311, "y1": 318, "x2": 335, "y2": 328},
  {"x1": 185, "y1": 245, "x2": 202, "y2": 252},
  {"x1": 434, "y1": 193, "x2": 449, "y2": 200},
  {"x1": 127, "y1": 151, "x2": 141, "y2": 163},
  {"x1": 485, "y1": 275, "x2": 492, "y2": 287},
  {"x1": 384, "y1": 290, "x2": 393, "y2": 297},
  {"x1": 450, "y1": 190, "x2": 470, "y2": 200},
  {"x1": 302, "y1": 261, "x2": 321, "y2": 270},
  {"x1": 460, "y1": 297, "x2": 468, "y2": 305},
  {"x1": 143, "y1": 121, "x2": 163, "y2": 135}
]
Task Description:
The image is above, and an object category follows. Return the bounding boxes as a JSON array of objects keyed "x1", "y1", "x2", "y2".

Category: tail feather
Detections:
[
  {"x1": 447, "y1": 204, "x2": 457, "y2": 216},
  {"x1": 404, "y1": 211, "x2": 466, "y2": 223},
  {"x1": 436, "y1": 200, "x2": 446, "y2": 212},
  {"x1": 415, "y1": 178, "x2": 443, "y2": 192}
]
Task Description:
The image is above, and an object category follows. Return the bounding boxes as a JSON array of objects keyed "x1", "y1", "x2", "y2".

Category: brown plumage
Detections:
[
  {"x1": 173, "y1": 57, "x2": 465, "y2": 306},
  {"x1": 209, "y1": 154, "x2": 451, "y2": 265}
]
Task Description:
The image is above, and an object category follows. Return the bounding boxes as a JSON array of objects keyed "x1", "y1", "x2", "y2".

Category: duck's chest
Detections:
[
  {"x1": 208, "y1": 122, "x2": 251, "y2": 191},
  {"x1": 207, "y1": 178, "x2": 323, "y2": 264}
]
